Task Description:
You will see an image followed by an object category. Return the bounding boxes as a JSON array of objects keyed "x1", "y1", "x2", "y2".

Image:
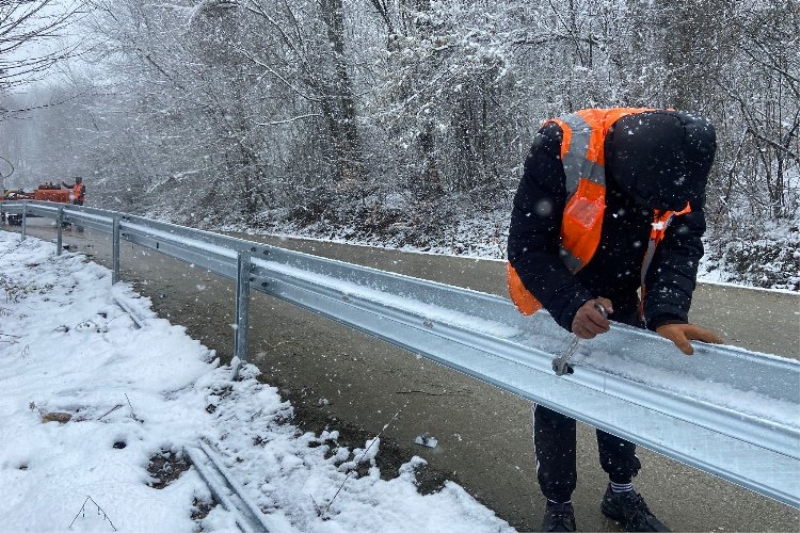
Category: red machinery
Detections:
[
  {"x1": 33, "y1": 183, "x2": 71, "y2": 203},
  {"x1": 2, "y1": 183, "x2": 72, "y2": 225}
]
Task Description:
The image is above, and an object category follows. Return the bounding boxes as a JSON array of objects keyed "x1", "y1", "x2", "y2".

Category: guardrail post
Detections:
[
  {"x1": 56, "y1": 207, "x2": 64, "y2": 256},
  {"x1": 21, "y1": 202, "x2": 27, "y2": 241},
  {"x1": 112, "y1": 215, "x2": 121, "y2": 284},
  {"x1": 234, "y1": 250, "x2": 254, "y2": 366}
]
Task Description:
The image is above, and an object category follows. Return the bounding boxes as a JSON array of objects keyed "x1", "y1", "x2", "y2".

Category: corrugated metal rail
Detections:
[
  {"x1": 3, "y1": 201, "x2": 799, "y2": 508},
  {"x1": 185, "y1": 441, "x2": 272, "y2": 532}
]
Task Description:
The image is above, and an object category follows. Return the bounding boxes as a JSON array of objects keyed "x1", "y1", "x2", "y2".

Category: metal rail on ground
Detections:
[
  {"x1": 185, "y1": 441, "x2": 272, "y2": 532},
  {"x1": 2, "y1": 201, "x2": 798, "y2": 509}
]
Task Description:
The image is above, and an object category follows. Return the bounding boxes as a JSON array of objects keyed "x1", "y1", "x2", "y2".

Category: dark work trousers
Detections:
[
  {"x1": 532, "y1": 404, "x2": 641, "y2": 502},
  {"x1": 533, "y1": 309, "x2": 644, "y2": 503}
]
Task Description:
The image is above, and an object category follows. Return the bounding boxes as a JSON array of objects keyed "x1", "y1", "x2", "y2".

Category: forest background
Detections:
[{"x1": 1, "y1": 0, "x2": 798, "y2": 290}]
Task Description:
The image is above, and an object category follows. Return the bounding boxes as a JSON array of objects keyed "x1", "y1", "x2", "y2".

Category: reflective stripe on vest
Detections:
[
  {"x1": 507, "y1": 108, "x2": 688, "y2": 316},
  {"x1": 641, "y1": 204, "x2": 692, "y2": 297}
]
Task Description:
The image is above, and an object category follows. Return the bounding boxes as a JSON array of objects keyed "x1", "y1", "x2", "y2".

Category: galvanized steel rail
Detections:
[
  {"x1": 3, "y1": 201, "x2": 799, "y2": 509},
  {"x1": 185, "y1": 441, "x2": 273, "y2": 532}
]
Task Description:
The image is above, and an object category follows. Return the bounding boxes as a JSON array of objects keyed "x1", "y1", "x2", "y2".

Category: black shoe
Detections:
[
  {"x1": 541, "y1": 501, "x2": 576, "y2": 532},
  {"x1": 601, "y1": 485, "x2": 670, "y2": 532}
]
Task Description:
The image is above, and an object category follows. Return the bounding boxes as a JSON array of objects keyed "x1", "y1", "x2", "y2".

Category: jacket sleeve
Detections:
[
  {"x1": 507, "y1": 123, "x2": 594, "y2": 332},
  {"x1": 642, "y1": 196, "x2": 707, "y2": 330}
]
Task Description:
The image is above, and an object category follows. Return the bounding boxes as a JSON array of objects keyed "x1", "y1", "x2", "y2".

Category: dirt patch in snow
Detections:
[
  {"x1": 147, "y1": 449, "x2": 191, "y2": 489},
  {"x1": 267, "y1": 376, "x2": 453, "y2": 495}
]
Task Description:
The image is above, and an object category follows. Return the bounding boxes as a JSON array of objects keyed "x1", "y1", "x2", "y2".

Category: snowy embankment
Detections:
[{"x1": 0, "y1": 231, "x2": 513, "y2": 533}]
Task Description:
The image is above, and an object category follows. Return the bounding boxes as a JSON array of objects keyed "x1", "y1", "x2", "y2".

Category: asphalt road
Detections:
[{"x1": 6, "y1": 219, "x2": 799, "y2": 532}]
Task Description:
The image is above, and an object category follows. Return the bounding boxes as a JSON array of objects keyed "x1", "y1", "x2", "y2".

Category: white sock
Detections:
[{"x1": 610, "y1": 481, "x2": 633, "y2": 493}]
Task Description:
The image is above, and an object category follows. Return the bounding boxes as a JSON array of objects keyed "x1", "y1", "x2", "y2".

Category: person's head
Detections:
[
  {"x1": 606, "y1": 110, "x2": 716, "y2": 211},
  {"x1": 75, "y1": 177, "x2": 83, "y2": 184}
]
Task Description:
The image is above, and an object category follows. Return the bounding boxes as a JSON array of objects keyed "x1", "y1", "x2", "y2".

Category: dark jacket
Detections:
[{"x1": 507, "y1": 122, "x2": 706, "y2": 332}]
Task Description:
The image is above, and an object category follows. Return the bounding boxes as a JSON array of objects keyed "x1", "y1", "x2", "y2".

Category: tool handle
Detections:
[
  {"x1": 593, "y1": 303, "x2": 608, "y2": 319},
  {"x1": 552, "y1": 303, "x2": 607, "y2": 377}
]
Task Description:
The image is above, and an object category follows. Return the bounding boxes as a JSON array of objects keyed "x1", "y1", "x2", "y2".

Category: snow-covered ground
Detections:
[{"x1": 0, "y1": 230, "x2": 514, "y2": 533}]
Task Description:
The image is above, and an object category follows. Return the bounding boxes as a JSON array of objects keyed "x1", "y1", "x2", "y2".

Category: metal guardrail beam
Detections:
[
  {"x1": 249, "y1": 252, "x2": 800, "y2": 508},
  {"x1": 185, "y1": 441, "x2": 272, "y2": 532},
  {"x1": 2, "y1": 201, "x2": 799, "y2": 508}
]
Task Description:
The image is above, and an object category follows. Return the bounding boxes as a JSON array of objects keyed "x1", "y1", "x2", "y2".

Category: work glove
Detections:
[{"x1": 655, "y1": 323, "x2": 724, "y2": 355}]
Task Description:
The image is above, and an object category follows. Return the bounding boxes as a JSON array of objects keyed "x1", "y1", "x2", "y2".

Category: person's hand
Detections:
[
  {"x1": 655, "y1": 323, "x2": 724, "y2": 355},
  {"x1": 571, "y1": 297, "x2": 613, "y2": 339}
]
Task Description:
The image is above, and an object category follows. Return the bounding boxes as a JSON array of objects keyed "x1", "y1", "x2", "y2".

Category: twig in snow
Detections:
[
  {"x1": 68, "y1": 495, "x2": 117, "y2": 531},
  {"x1": 97, "y1": 404, "x2": 123, "y2": 421},
  {"x1": 320, "y1": 402, "x2": 409, "y2": 516},
  {"x1": 0, "y1": 332, "x2": 20, "y2": 343},
  {"x1": 125, "y1": 393, "x2": 143, "y2": 423}
]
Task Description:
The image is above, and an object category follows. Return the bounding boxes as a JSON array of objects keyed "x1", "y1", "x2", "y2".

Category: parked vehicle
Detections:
[{"x1": 2, "y1": 183, "x2": 71, "y2": 225}]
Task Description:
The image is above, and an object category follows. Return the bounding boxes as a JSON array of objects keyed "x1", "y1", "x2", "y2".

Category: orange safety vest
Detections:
[
  {"x1": 73, "y1": 183, "x2": 85, "y2": 202},
  {"x1": 508, "y1": 108, "x2": 691, "y2": 315}
]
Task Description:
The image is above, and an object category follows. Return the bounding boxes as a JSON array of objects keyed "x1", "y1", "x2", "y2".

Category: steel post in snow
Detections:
[
  {"x1": 20, "y1": 202, "x2": 27, "y2": 241},
  {"x1": 112, "y1": 215, "x2": 121, "y2": 284},
  {"x1": 56, "y1": 207, "x2": 63, "y2": 256},
  {"x1": 234, "y1": 250, "x2": 253, "y2": 364}
]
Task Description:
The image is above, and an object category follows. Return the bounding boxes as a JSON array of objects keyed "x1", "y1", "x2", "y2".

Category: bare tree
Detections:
[
  {"x1": 244, "y1": 0, "x2": 365, "y2": 189},
  {"x1": 701, "y1": 0, "x2": 800, "y2": 223},
  {"x1": 730, "y1": 0, "x2": 799, "y2": 220},
  {"x1": 5, "y1": 0, "x2": 797, "y2": 254},
  {"x1": 0, "y1": 0, "x2": 84, "y2": 106}
]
